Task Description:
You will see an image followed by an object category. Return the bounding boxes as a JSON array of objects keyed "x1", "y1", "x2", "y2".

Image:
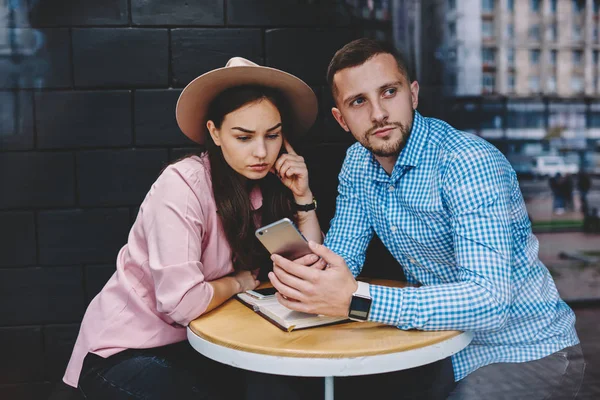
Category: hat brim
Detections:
[{"x1": 176, "y1": 65, "x2": 318, "y2": 144}]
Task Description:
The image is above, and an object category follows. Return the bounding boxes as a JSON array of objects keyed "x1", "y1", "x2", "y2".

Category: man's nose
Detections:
[{"x1": 371, "y1": 100, "x2": 389, "y2": 124}]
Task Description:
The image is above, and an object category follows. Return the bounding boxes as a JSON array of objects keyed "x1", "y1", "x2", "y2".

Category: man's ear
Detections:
[
  {"x1": 410, "y1": 80, "x2": 420, "y2": 110},
  {"x1": 331, "y1": 107, "x2": 350, "y2": 132},
  {"x1": 206, "y1": 120, "x2": 221, "y2": 146}
]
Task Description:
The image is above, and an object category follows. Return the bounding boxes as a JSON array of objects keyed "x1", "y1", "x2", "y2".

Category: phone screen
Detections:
[
  {"x1": 254, "y1": 287, "x2": 277, "y2": 296},
  {"x1": 245, "y1": 287, "x2": 278, "y2": 299}
]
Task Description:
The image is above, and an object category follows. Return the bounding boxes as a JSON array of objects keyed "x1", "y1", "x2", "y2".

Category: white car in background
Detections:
[{"x1": 531, "y1": 155, "x2": 579, "y2": 178}]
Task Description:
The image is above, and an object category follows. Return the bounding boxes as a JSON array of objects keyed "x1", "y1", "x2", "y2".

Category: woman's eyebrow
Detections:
[{"x1": 232, "y1": 122, "x2": 282, "y2": 133}]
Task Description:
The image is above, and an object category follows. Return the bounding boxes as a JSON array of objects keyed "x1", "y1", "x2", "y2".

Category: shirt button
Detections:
[
  {"x1": 388, "y1": 185, "x2": 395, "y2": 191},
  {"x1": 391, "y1": 226, "x2": 397, "y2": 232}
]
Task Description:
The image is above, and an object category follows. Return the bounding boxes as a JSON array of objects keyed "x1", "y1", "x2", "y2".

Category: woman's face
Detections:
[{"x1": 207, "y1": 98, "x2": 283, "y2": 180}]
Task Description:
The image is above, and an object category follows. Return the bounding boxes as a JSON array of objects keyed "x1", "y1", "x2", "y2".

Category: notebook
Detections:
[{"x1": 236, "y1": 292, "x2": 349, "y2": 332}]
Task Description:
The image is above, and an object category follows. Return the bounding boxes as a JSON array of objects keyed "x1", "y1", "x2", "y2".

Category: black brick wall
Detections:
[{"x1": 0, "y1": 1, "x2": 396, "y2": 399}]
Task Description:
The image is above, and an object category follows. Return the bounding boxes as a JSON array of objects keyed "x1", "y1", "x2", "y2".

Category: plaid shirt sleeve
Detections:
[
  {"x1": 369, "y1": 146, "x2": 514, "y2": 332},
  {"x1": 324, "y1": 152, "x2": 374, "y2": 277}
]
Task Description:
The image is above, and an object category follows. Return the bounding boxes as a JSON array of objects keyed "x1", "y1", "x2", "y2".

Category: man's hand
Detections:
[
  {"x1": 269, "y1": 241, "x2": 358, "y2": 317},
  {"x1": 293, "y1": 253, "x2": 328, "y2": 270}
]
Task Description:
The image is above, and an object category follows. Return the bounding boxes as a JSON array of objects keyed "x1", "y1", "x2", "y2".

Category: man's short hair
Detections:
[{"x1": 326, "y1": 38, "x2": 413, "y2": 99}]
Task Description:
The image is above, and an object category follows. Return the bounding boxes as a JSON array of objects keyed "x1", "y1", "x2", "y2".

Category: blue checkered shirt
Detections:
[{"x1": 324, "y1": 111, "x2": 579, "y2": 381}]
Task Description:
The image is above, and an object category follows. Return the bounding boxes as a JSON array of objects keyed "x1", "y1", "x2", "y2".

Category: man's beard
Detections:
[{"x1": 360, "y1": 109, "x2": 414, "y2": 157}]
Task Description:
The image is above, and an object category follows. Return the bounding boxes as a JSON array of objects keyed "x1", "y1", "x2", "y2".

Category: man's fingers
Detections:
[
  {"x1": 275, "y1": 292, "x2": 310, "y2": 313},
  {"x1": 307, "y1": 241, "x2": 342, "y2": 266},
  {"x1": 293, "y1": 253, "x2": 319, "y2": 266},
  {"x1": 271, "y1": 254, "x2": 317, "y2": 281},
  {"x1": 272, "y1": 264, "x2": 310, "y2": 294},
  {"x1": 268, "y1": 271, "x2": 305, "y2": 301}
]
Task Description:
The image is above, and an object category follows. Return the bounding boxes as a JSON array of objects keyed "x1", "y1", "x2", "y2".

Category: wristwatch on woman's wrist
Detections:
[{"x1": 295, "y1": 197, "x2": 317, "y2": 212}]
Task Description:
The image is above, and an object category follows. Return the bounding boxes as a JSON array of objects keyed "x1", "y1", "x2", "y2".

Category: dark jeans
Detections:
[
  {"x1": 447, "y1": 344, "x2": 585, "y2": 400},
  {"x1": 78, "y1": 341, "x2": 243, "y2": 400},
  {"x1": 78, "y1": 341, "x2": 456, "y2": 399}
]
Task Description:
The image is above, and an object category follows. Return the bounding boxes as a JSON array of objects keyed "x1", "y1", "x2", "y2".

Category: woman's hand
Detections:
[
  {"x1": 271, "y1": 139, "x2": 312, "y2": 202},
  {"x1": 233, "y1": 270, "x2": 260, "y2": 293}
]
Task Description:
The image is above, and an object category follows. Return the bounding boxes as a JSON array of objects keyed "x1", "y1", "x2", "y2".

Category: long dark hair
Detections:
[{"x1": 205, "y1": 85, "x2": 297, "y2": 273}]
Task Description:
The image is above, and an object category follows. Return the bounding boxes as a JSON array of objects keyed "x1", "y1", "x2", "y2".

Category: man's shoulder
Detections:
[{"x1": 426, "y1": 118, "x2": 507, "y2": 168}]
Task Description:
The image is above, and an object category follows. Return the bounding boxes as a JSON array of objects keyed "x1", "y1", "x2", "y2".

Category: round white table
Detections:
[{"x1": 187, "y1": 280, "x2": 473, "y2": 400}]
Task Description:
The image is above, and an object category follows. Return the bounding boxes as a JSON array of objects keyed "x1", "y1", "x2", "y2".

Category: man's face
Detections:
[{"x1": 331, "y1": 53, "x2": 419, "y2": 158}]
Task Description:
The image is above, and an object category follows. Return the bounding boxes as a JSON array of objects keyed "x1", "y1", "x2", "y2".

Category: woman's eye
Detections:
[
  {"x1": 236, "y1": 136, "x2": 250, "y2": 142},
  {"x1": 351, "y1": 98, "x2": 365, "y2": 107},
  {"x1": 266, "y1": 133, "x2": 281, "y2": 140}
]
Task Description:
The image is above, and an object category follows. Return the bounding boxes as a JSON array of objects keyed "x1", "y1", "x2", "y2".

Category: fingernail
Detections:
[{"x1": 270, "y1": 254, "x2": 277, "y2": 261}]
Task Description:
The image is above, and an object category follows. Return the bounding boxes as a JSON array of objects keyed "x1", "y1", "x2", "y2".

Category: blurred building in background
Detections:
[{"x1": 392, "y1": 0, "x2": 600, "y2": 175}]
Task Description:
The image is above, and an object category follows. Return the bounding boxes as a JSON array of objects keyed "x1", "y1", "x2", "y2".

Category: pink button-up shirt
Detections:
[{"x1": 63, "y1": 154, "x2": 263, "y2": 387}]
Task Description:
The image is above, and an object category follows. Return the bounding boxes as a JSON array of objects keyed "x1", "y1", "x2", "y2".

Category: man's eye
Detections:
[
  {"x1": 351, "y1": 98, "x2": 365, "y2": 106},
  {"x1": 384, "y1": 88, "x2": 397, "y2": 96}
]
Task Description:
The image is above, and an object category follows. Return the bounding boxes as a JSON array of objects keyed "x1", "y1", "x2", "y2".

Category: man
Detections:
[{"x1": 269, "y1": 38, "x2": 584, "y2": 399}]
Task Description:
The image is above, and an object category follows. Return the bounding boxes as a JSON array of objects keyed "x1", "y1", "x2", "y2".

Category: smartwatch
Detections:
[
  {"x1": 348, "y1": 281, "x2": 372, "y2": 322},
  {"x1": 295, "y1": 197, "x2": 317, "y2": 212}
]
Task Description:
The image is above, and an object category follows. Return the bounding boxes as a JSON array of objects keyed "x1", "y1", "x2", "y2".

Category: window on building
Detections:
[
  {"x1": 551, "y1": 0, "x2": 557, "y2": 13},
  {"x1": 571, "y1": 76, "x2": 584, "y2": 92},
  {"x1": 572, "y1": 24, "x2": 583, "y2": 41},
  {"x1": 530, "y1": 49, "x2": 541, "y2": 64},
  {"x1": 529, "y1": 24, "x2": 541, "y2": 40},
  {"x1": 508, "y1": 73, "x2": 515, "y2": 91},
  {"x1": 594, "y1": 50, "x2": 600, "y2": 65},
  {"x1": 482, "y1": 48, "x2": 496, "y2": 65},
  {"x1": 548, "y1": 76, "x2": 557, "y2": 92},
  {"x1": 573, "y1": 0, "x2": 585, "y2": 14},
  {"x1": 506, "y1": 23, "x2": 514, "y2": 40},
  {"x1": 483, "y1": 72, "x2": 496, "y2": 93},
  {"x1": 482, "y1": 20, "x2": 494, "y2": 39},
  {"x1": 482, "y1": 0, "x2": 495, "y2": 12},
  {"x1": 508, "y1": 0, "x2": 514, "y2": 11},
  {"x1": 448, "y1": 0, "x2": 456, "y2": 11},
  {"x1": 507, "y1": 102, "x2": 545, "y2": 128},
  {"x1": 594, "y1": 25, "x2": 599, "y2": 42},
  {"x1": 507, "y1": 47, "x2": 515, "y2": 65},
  {"x1": 595, "y1": 0, "x2": 600, "y2": 14},
  {"x1": 573, "y1": 50, "x2": 583, "y2": 65},
  {"x1": 449, "y1": 22, "x2": 457, "y2": 38},
  {"x1": 531, "y1": 0, "x2": 541, "y2": 12},
  {"x1": 550, "y1": 50, "x2": 558, "y2": 65},
  {"x1": 550, "y1": 23, "x2": 558, "y2": 41},
  {"x1": 447, "y1": 73, "x2": 457, "y2": 88},
  {"x1": 529, "y1": 76, "x2": 540, "y2": 92},
  {"x1": 447, "y1": 48, "x2": 457, "y2": 63}
]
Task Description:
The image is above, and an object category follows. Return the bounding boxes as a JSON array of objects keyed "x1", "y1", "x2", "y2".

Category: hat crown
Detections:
[{"x1": 225, "y1": 57, "x2": 259, "y2": 68}]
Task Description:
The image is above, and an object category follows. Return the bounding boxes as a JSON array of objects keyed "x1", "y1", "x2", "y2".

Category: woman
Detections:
[{"x1": 62, "y1": 57, "x2": 321, "y2": 399}]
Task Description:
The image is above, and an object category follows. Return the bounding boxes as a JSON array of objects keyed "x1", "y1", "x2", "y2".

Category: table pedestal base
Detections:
[{"x1": 325, "y1": 376, "x2": 334, "y2": 400}]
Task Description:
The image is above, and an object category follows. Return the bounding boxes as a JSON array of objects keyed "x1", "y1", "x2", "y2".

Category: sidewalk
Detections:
[{"x1": 526, "y1": 193, "x2": 584, "y2": 223}]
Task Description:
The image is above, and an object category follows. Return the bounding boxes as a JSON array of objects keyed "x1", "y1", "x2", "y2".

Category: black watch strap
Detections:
[{"x1": 295, "y1": 197, "x2": 317, "y2": 212}]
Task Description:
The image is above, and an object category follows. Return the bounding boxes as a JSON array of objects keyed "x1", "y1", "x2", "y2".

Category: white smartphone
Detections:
[{"x1": 255, "y1": 218, "x2": 311, "y2": 260}]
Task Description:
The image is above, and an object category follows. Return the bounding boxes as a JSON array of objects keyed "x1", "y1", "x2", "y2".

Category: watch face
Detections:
[{"x1": 349, "y1": 296, "x2": 371, "y2": 321}]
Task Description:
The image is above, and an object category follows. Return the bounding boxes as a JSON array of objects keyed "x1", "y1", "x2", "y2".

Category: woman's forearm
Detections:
[
  {"x1": 205, "y1": 276, "x2": 241, "y2": 313},
  {"x1": 295, "y1": 192, "x2": 322, "y2": 244}
]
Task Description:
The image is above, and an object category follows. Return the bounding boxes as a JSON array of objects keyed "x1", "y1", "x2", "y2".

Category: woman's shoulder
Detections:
[
  {"x1": 162, "y1": 153, "x2": 212, "y2": 188},
  {"x1": 144, "y1": 153, "x2": 214, "y2": 207}
]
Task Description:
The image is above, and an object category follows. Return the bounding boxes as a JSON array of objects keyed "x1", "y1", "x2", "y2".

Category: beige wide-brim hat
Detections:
[{"x1": 176, "y1": 57, "x2": 318, "y2": 144}]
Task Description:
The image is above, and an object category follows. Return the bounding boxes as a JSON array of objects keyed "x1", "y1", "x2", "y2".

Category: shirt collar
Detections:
[{"x1": 368, "y1": 110, "x2": 430, "y2": 182}]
